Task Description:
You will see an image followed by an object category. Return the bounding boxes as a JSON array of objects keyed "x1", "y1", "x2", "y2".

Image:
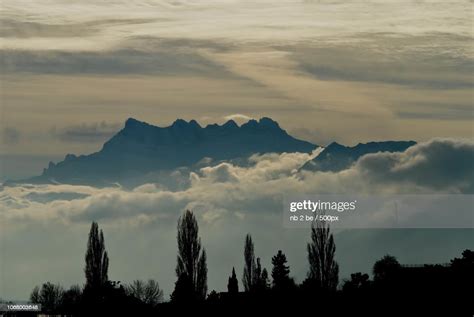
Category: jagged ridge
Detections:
[
  {"x1": 300, "y1": 140, "x2": 417, "y2": 172},
  {"x1": 29, "y1": 117, "x2": 316, "y2": 184}
]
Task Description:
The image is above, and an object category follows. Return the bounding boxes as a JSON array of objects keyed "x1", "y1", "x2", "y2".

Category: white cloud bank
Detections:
[
  {"x1": 1, "y1": 138, "x2": 472, "y2": 228},
  {"x1": 223, "y1": 114, "x2": 254, "y2": 122}
]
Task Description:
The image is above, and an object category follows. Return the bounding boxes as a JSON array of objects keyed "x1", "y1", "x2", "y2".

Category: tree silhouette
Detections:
[
  {"x1": 259, "y1": 267, "x2": 270, "y2": 291},
  {"x1": 255, "y1": 256, "x2": 262, "y2": 287},
  {"x1": 373, "y1": 255, "x2": 401, "y2": 283},
  {"x1": 125, "y1": 279, "x2": 163, "y2": 306},
  {"x1": 84, "y1": 222, "x2": 109, "y2": 292},
  {"x1": 242, "y1": 234, "x2": 256, "y2": 292},
  {"x1": 227, "y1": 267, "x2": 239, "y2": 294},
  {"x1": 171, "y1": 272, "x2": 195, "y2": 302},
  {"x1": 30, "y1": 282, "x2": 64, "y2": 313},
  {"x1": 271, "y1": 250, "x2": 293, "y2": 291},
  {"x1": 342, "y1": 272, "x2": 371, "y2": 293},
  {"x1": 61, "y1": 285, "x2": 82, "y2": 313},
  {"x1": 254, "y1": 257, "x2": 270, "y2": 292},
  {"x1": 450, "y1": 249, "x2": 474, "y2": 268},
  {"x1": 207, "y1": 290, "x2": 220, "y2": 303},
  {"x1": 173, "y1": 210, "x2": 207, "y2": 301},
  {"x1": 450, "y1": 249, "x2": 474, "y2": 315},
  {"x1": 196, "y1": 249, "x2": 208, "y2": 300},
  {"x1": 307, "y1": 219, "x2": 339, "y2": 291},
  {"x1": 30, "y1": 286, "x2": 40, "y2": 303}
]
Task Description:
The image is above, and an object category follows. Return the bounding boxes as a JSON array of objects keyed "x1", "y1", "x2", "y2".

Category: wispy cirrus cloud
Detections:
[
  {"x1": 290, "y1": 35, "x2": 474, "y2": 90},
  {"x1": 0, "y1": 18, "x2": 158, "y2": 39},
  {"x1": 0, "y1": 47, "x2": 230, "y2": 77},
  {"x1": 51, "y1": 121, "x2": 121, "y2": 143},
  {"x1": 1, "y1": 127, "x2": 21, "y2": 145}
]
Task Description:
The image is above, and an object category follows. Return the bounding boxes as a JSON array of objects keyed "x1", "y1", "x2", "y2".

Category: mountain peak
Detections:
[
  {"x1": 241, "y1": 119, "x2": 258, "y2": 129},
  {"x1": 240, "y1": 117, "x2": 282, "y2": 131},
  {"x1": 189, "y1": 119, "x2": 201, "y2": 128},
  {"x1": 124, "y1": 117, "x2": 150, "y2": 130},
  {"x1": 301, "y1": 140, "x2": 416, "y2": 172},
  {"x1": 258, "y1": 117, "x2": 280, "y2": 128},
  {"x1": 222, "y1": 119, "x2": 238, "y2": 128},
  {"x1": 326, "y1": 142, "x2": 346, "y2": 150},
  {"x1": 64, "y1": 153, "x2": 77, "y2": 161},
  {"x1": 170, "y1": 118, "x2": 202, "y2": 129},
  {"x1": 171, "y1": 118, "x2": 187, "y2": 127}
]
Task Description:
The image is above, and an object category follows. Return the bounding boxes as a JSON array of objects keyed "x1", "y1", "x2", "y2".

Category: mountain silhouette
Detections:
[
  {"x1": 21, "y1": 117, "x2": 316, "y2": 185},
  {"x1": 300, "y1": 140, "x2": 416, "y2": 172}
]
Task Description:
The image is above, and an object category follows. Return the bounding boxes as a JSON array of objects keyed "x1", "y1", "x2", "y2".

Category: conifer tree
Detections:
[
  {"x1": 271, "y1": 250, "x2": 292, "y2": 291},
  {"x1": 227, "y1": 267, "x2": 239, "y2": 294}
]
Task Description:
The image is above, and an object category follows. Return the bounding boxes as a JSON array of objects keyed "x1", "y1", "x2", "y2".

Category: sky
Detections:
[
  {"x1": 1, "y1": 0, "x2": 473, "y2": 179},
  {"x1": 0, "y1": 0, "x2": 473, "y2": 301}
]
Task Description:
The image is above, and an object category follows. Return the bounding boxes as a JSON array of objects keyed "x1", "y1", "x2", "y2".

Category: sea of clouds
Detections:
[{"x1": 2, "y1": 138, "x2": 473, "y2": 229}]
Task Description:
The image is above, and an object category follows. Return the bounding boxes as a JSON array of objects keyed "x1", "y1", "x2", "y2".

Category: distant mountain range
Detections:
[
  {"x1": 300, "y1": 140, "x2": 416, "y2": 172},
  {"x1": 19, "y1": 117, "x2": 316, "y2": 185},
  {"x1": 10, "y1": 117, "x2": 417, "y2": 186}
]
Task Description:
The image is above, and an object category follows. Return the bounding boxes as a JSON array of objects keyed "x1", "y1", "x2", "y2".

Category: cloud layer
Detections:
[
  {"x1": 1, "y1": 138, "x2": 473, "y2": 300},
  {"x1": 2, "y1": 138, "x2": 472, "y2": 227}
]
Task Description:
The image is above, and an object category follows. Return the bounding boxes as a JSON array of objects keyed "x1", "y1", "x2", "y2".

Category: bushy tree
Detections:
[
  {"x1": 30, "y1": 286, "x2": 40, "y2": 303},
  {"x1": 450, "y1": 249, "x2": 474, "y2": 303},
  {"x1": 451, "y1": 249, "x2": 474, "y2": 268},
  {"x1": 30, "y1": 282, "x2": 64, "y2": 313},
  {"x1": 61, "y1": 285, "x2": 82, "y2": 313},
  {"x1": 125, "y1": 279, "x2": 163, "y2": 306},
  {"x1": 173, "y1": 210, "x2": 208, "y2": 301},
  {"x1": 342, "y1": 273, "x2": 371, "y2": 293},
  {"x1": 307, "y1": 219, "x2": 339, "y2": 291},
  {"x1": 373, "y1": 255, "x2": 401, "y2": 283}
]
